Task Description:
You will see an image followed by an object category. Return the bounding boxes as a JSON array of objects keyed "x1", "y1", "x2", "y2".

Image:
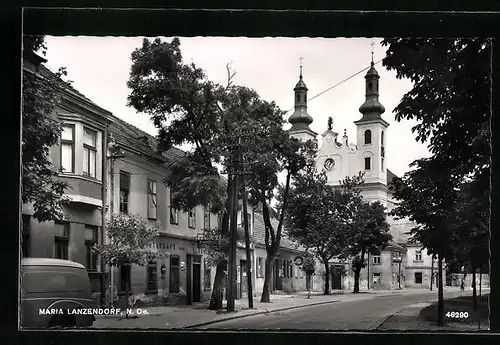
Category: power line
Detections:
[{"x1": 286, "y1": 58, "x2": 383, "y2": 113}]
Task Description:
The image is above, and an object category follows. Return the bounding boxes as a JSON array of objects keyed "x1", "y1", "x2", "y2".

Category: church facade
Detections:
[{"x1": 288, "y1": 60, "x2": 443, "y2": 290}]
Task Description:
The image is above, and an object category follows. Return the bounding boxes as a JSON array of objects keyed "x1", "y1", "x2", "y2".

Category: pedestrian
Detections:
[{"x1": 460, "y1": 279, "x2": 465, "y2": 291}]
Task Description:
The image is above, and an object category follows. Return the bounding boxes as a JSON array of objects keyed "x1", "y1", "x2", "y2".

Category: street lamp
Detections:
[{"x1": 393, "y1": 255, "x2": 403, "y2": 290}]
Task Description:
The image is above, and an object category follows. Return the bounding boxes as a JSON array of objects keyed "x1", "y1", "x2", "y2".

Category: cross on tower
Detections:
[
  {"x1": 370, "y1": 41, "x2": 375, "y2": 63},
  {"x1": 299, "y1": 56, "x2": 303, "y2": 77}
]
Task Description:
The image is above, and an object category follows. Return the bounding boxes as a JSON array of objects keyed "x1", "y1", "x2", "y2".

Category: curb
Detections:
[
  {"x1": 370, "y1": 300, "x2": 439, "y2": 330},
  {"x1": 183, "y1": 299, "x2": 342, "y2": 329}
]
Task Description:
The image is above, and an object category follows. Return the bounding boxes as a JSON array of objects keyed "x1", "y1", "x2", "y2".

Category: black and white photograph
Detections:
[{"x1": 20, "y1": 34, "x2": 490, "y2": 332}]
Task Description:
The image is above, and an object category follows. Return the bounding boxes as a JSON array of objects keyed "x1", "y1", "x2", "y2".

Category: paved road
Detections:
[{"x1": 196, "y1": 291, "x2": 463, "y2": 330}]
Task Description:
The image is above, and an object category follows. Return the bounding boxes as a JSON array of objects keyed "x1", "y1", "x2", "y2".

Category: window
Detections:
[
  {"x1": 85, "y1": 225, "x2": 98, "y2": 271},
  {"x1": 373, "y1": 255, "x2": 381, "y2": 264},
  {"x1": 147, "y1": 179, "x2": 157, "y2": 220},
  {"x1": 381, "y1": 157, "x2": 384, "y2": 171},
  {"x1": 204, "y1": 209, "x2": 211, "y2": 230},
  {"x1": 368, "y1": 82, "x2": 373, "y2": 91},
  {"x1": 120, "y1": 265, "x2": 131, "y2": 292},
  {"x1": 188, "y1": 209, "x2": 196, "y2": 229},
  {"x1": 415, "y1": 272, "x2": 423, "y2": 284},
  {"x1": 22, "y1": 215, "x2": 30, "y2": 258},
  {"x1": 204, "y1": 258, "x2": 211, "y2": 290},
  {"x1": 54, "y1": 221, "x2": 69, "y2": 260},
  {"x1": 169, "y1": 191, "x2": 179, "y2": 224},
  {"x1": 60, "y1": 125, "x2": 75, "y2": 173},
  {"x1": 147, "y1": 261, "x2": 157, "y2": 292},
  {"x1": 170, "y1": 256, "x2": 180, "y2": 293},
  {"x1": 365, "y1": 157, "x2": 371, "y2": 170},
  {"x1": 83, "y1": 128, "x2": 97, "y2": 178},
  {"x1": 119, "y1": 171, "x2": 130, "y2": 214},
  {"x1": 381, "y1": 131, "x2": 384, "y2": 145},
  {"x1": 415, "y1": 250, "x2": 422, "y2": 261},
  {"x1": 373, "y1": 273, "x2": 381, "y2": 284},
  {"x1": 295, "y1": 94, "x2": 300, "y2": 103},
  {"x1": 364, "y1": 129, "x2": 372, "y2": 144}
]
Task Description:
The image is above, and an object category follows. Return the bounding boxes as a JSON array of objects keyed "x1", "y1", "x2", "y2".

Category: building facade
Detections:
[
  {"x1": 287, "y1": 58, "x2": 438, "y2": 291},
  {"x1": 21, "y1": 53, "x2": 313, "y2": 307}
]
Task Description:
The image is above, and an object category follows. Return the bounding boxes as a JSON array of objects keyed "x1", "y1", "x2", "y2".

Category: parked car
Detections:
[{"x1": 20, "y1": 258, "x2": 96, "y2": 328}]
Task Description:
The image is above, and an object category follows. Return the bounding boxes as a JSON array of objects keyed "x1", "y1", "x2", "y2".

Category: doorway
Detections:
[
  {"x1": 187, "y1": 255, "x2": 202, "y2": 304},
  {"x1": 240, "y1": 260, "x2": 248, "y2": 298},
  {"x1": 274, "y1": 258, "x2": 283, "y2": 290},
  {"x1": 331, "y1": 266, "x2": 342, "y2": 290}
]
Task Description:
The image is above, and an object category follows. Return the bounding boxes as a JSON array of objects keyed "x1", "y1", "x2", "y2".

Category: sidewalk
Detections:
[
  {"x1": 376, "y1": 289, "x2": 490, "y2": 331},
  {"x1": 92, "y1": 288, "x2": 441, "y2": 329}
]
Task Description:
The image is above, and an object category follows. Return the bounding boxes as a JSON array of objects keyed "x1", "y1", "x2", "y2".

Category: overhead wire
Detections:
[{"x1": 286, "y1": 58, "x2": 383, "y2": 113}]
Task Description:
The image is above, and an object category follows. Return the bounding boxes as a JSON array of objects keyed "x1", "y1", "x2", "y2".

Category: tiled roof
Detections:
[
  {"x1": 36, "y1": 62, "x2": 185, "y2": 166},
  {"x1": 107, "y1": 113, "x2": 184, "y2": 165},
  {"x1": 386, "y1": 169, "x2": 398, "y2": 185}
]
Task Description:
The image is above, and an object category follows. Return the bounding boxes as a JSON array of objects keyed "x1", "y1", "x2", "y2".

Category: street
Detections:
[{"x1": 194, "y1": 290, "x2": 471, "y2": 330}]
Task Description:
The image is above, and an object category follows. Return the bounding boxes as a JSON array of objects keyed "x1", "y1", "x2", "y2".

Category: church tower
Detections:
[
  {"x1": 354, "y1": 54, "x2": 390, "y2": 188},
  {"x1": 288, "y1": 61, "x2": 317, "y2": 142}
]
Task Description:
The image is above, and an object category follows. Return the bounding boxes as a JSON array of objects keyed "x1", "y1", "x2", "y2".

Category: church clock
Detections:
[{"x1": 324, "y1": 158, "x2": 335, "y2": 171}]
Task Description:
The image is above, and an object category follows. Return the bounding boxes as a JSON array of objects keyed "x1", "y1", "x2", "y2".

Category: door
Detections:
[
  {"x1": 332, "y1": 266, "x2": 342, "y2": 290},
  {"x1": 187, "y1": 255, "x2": 202, "y2": 304},
  {"x1": 240, "y1": 260, "x2": 248, "y2": 298},
  {"x1": 275, "y1": 258, "x2": 283, "y2": 290},
  {"x1": 192, "y1": 263, "x2": 201, "y2": 303}
]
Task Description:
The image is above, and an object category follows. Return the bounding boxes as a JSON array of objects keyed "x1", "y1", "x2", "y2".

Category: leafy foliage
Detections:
[
  {"x1": 198, "y1": 224, "x2": 245, "y2": 267},
  {"x1": 383, "y1": 38, "x2": 490, "y2": 324},
  {"x1": 301, "y1": 254, "x2": 316, "y2": 276},
  {"x1": 93, "y1": 213, "x2": 164, "y2": 267},
  {"x1": 22, "y1": 35, "x2": 71, "y2": 222}
]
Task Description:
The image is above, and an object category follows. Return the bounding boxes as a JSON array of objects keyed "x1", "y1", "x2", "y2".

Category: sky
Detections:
[{"x1": 44, "y1": 36, "x2": 431, "y2": 178}]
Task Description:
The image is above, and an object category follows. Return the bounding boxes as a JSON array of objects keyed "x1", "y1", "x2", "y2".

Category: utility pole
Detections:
[
  {"x1": 225, "y1": 128, "x2": 256, "y2": 312},
  {"x1": 226, "y1": 157, "x2": 238, "y2": 312},
  {"x1": 241, "y1": 162, "x2": 254, "y2": 309},
  {"x1": 100, "y1": 126, "x2": 108, "y2": 307},
  {"x1": 107, "y1": 139, "x2": 124, "y2": 308},
  {"x1": 430, "y1": 254, "x2": 435, "y2": 291}
]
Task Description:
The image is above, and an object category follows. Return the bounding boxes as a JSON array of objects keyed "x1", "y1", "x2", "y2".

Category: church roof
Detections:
[{"x1": 386, "y1": 169, "x2": 398, "y2": 185}]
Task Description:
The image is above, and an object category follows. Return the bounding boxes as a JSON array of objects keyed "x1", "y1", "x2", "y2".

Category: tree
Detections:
[
  {"x1": 245, "y1": 128, "x2": 310, "y2": 303},
  {"x1": 301, "y1": 254, "x2": 316, "y2": 299},
  {"x1": 127, "y1": 37, "x2": 233, "y2": 310},
  {"x1": 382, "y1": 38, "x2": 491, "y2": 326},
  {"x1": 126, "y1": 37, "x2": 297, "y2": 308},
  {"x1": 285, "y1": 151, "x2": 363, "y2": 295},
  {"x1": 390, "y1": 158, "x2": 459, "y2": 326},
  {"x1": 22, "y1": 35, "x2": 71, "y2": 222},
  {"x1": 349, "y1": 201, "x2": 391, "y2": 293},
  {"x1": 93, "y1": 213, "x2": 163, "y2": 317}
]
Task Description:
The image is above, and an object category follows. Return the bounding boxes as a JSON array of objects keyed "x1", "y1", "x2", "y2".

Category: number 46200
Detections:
[{"x1": 445, "y1": 311, "x2": 469, "y2": 318}]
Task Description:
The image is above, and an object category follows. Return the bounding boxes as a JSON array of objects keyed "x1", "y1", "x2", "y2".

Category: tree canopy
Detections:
[{"x1": 22, "y1": 35, "x2": 71, "y2": 222}]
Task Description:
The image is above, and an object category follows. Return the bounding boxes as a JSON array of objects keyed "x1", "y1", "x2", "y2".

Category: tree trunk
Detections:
[
  {"x1": 323, "y1": 259, "x2": 330, "y2": 295},
  {"x1": 437, "y1": 254, "x2": 444, "y2": 326},
  {"x1": 261, "y1": 257, "x2": 273, "y2": 303},
  {"x1": 353, "y1": 251, "x2": 365, "y2": 293},
  {"x1": 124, "y1": 264, "x2": 129, "y2": 319},
  {"x1": 353, "y1": 267, "x2": 361, "y2": 293},
  {"x1": 472, "y1": 269, "x2": 478, "y2": 311},
  {"x1": 430, "y1": 254, "x2": 434, "y2": 291},
  {"x1": 208, "y1": 260, "x2": 227, "y2": 310},
  {"x1": 208, "y1": 209, "x2": 230, "y2": 310},
  {"x1": 241, "y1": 184, "x2": 254, "y2": 309}
]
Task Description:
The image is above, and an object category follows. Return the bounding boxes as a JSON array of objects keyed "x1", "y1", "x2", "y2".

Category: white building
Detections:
[{"x1": 288, "y1": 58, "x2": 441, "y2": 290}]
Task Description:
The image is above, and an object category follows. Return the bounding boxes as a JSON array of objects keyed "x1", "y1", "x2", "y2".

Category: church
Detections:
[{"x1": 287, "y1": 57, "x2": 442, "y2": 291}]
